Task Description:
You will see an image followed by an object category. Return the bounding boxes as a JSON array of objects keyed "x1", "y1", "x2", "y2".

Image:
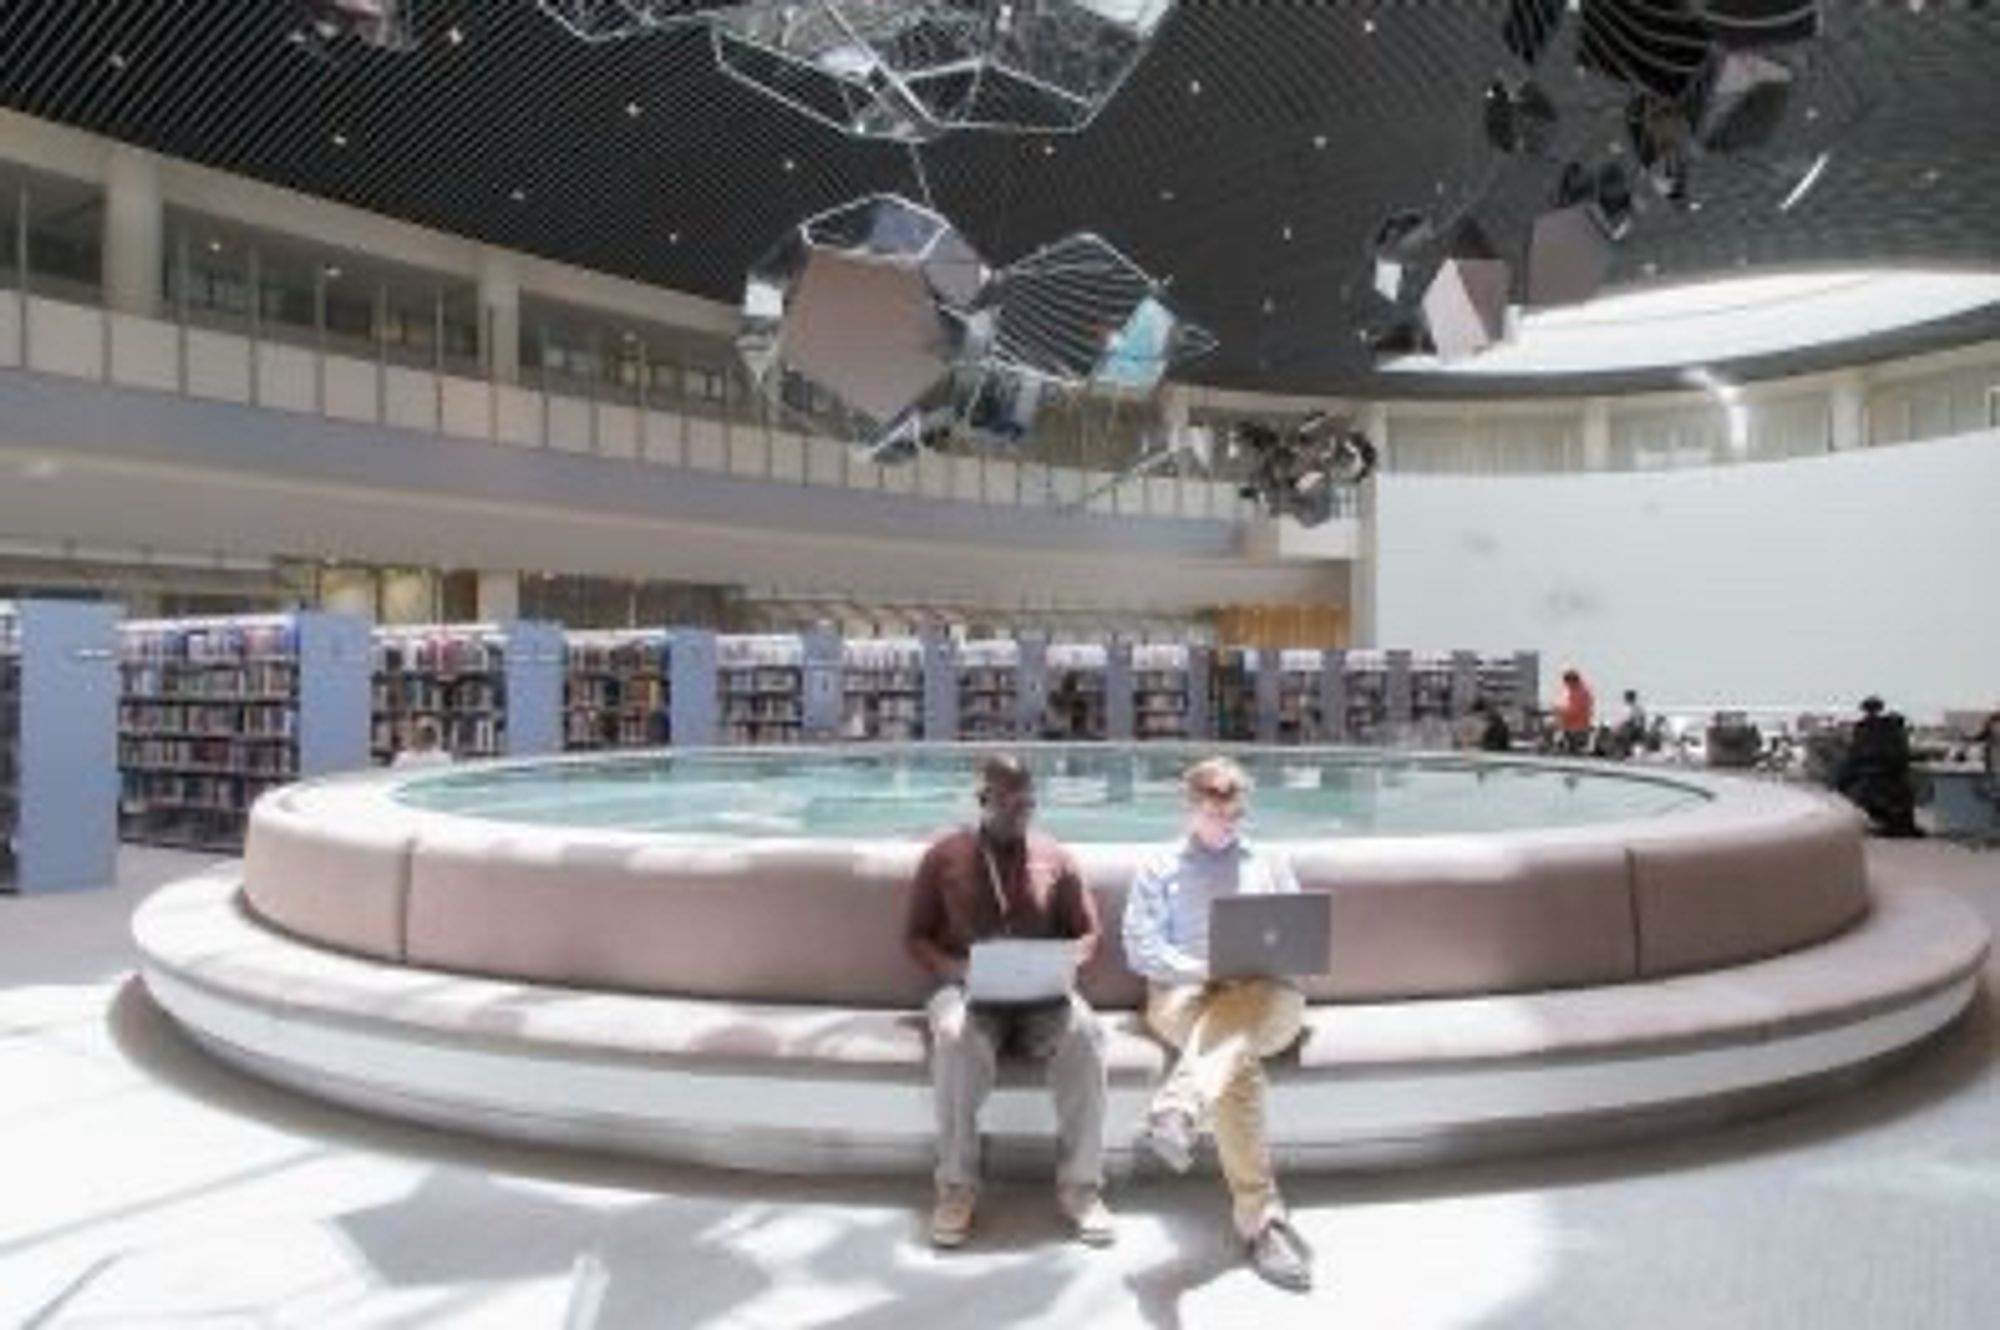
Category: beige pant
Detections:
[
  {"x1": 1146, "y1": 979, "x2": 1306, "y2": 1239},
  {"x1": 926, "y1": 986, "x2": 1107, "y2": 1192}
]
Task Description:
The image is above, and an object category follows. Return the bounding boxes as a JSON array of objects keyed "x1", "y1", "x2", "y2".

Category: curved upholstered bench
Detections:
[
  {"x1": 240, "y1": 759, "x2": 1872, "y2": 1009},
  {"x1": 135, "y1": 868, "x2": 1988, "y2": 1175}
]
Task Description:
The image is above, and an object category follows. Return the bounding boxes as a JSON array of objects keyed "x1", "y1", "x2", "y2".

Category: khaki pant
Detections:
[
  {"x1": 1146, "y1": 979, "x2": 1305, "y2": 1239},
  {"x1": 926, "y1": 986, "x2": 1107, "y2": 1191}
]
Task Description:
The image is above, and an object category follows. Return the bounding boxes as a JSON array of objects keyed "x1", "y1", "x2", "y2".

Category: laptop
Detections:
[
  {"x1": 1209, "y1": 894, "x2": 1333, "y2": 980},
  {"x1": 966, "y1": 939, "x2": 1077, "y2": 1005}
]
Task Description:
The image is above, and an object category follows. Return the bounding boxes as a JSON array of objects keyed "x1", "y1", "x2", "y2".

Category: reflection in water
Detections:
[{"x1": 396, "y1": 748, "x2": 1708, "y2": 842}]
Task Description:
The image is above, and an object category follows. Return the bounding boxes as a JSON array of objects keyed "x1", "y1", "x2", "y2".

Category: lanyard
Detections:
[{"x1": 979, "y1": 836, "x2": 1014, "y2": 937}]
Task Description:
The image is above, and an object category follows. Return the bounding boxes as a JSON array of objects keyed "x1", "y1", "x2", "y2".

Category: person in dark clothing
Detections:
[
  {"x1": 1837, "y1": 696, "x2": 1923, "y2": 837},
  {"x1": 1478, "y1": 701, "x2": 1514, "y2": 752}
]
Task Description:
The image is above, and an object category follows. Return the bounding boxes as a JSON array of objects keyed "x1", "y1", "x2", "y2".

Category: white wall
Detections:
[{"x1": 1374, "y1": 429, "x2": 2000, "y2": 720}]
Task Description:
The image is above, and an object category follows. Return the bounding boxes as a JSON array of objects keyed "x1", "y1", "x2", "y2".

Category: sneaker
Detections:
[
  {"x1": 1246, "y1": 1217, "x2": 1314, "y2": 1292},
  {"x1": 1138, "y1": 1108, "x2": 1197, "y2": 1174},
  {"x1": 1057, "y1": 1186, "x2": 1117, "y2": 1247},
  {"x1": 929, "y1": 1184, "x2": 977, "y2": 1249}
]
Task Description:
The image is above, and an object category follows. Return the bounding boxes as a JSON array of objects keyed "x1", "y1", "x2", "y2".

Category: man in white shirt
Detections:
[{"x1": 1121, "y1": 756, "x2": 1314, "y2": 1292}]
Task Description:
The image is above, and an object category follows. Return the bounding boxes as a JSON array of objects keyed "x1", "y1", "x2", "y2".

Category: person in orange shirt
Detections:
[{"x1": 1554, "y1": 668, "x2": 1595, "y2": 754}]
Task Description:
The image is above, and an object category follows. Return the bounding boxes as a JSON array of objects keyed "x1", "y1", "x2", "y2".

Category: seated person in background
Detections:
[
  {"x1": 904, "y1": 754, "x2": 1112, "y2": 1250},
  {"x1": 390, "y1": 719, "x2": 453, "y2": 769},
  {"x1": 1474, "y1": 698, "x2": 1514, "y2": 752},
  {"x1": 1837, "y1": 696, "x2": 1922, "y2": 837},
  {"x1": 1553, "y1": 668, "x2": 1595, "y2": 755},
  {"x1": 1616, "y1": 689, "x2": 1649, "y2": 754},
  {"x1": 1122, "y1": 756, "x2": 1316, "y2": 1292}
]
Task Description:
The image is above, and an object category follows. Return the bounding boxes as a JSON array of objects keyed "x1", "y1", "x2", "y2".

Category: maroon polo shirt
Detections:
[{"x1": 904, "y1": 826, "x2": 1100, "y2": 979}]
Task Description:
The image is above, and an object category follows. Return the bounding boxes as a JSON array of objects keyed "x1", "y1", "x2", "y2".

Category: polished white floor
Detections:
[{"x1": 3, "y1": 842, "x2": 1999, "y2": 1329}]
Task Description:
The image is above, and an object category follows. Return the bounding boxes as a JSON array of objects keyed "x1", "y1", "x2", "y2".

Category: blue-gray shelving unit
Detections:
[
  {"x1": 799, "y1": 625, "x2": 845, "y2": 742},
  {"x1": 1014, "y1": 633, "x2": 1049, "y2": 740},
  {"x1": 1185, "y1": 646, "x2": 1214, "y2": 741},
  {"x1": 297, "y1": 613, "x2": 372, "y2": 773},
  {"x1": 1105, "y1": 640, "x2": 1135, "y2": 742},
  {"x1": 1322, "y1": 648, "x2": 1349, "y2": 742},
  {"x1": 1, "y1": 600, "x2": 119, "y2": 893},
  {"x1": 921, "y1": 627, "x2": 958, "y2": 742},
  {"x1": 1253, "y1": 647, "x2": 1283, "y2": 746},
  {"x1": 500, "y1": 621, "x2": 565, "y2": 756},
  {"x1": 668, "y1": 627, "x2": 719, "y2": 747}
]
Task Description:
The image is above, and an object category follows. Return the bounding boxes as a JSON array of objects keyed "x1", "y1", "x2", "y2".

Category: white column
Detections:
[
  {"x1": 1829, "y1": 369, "x2": 1868, "y2": 451},
  {"x1": 102, "y1": 146, "x2": 163, "y2": 318},
  {"x1": 476, "y1": 570, "x2": 520, "y2": 622},
  {"x1": 1348, "y1": 401, "x2": 1390, "y2": 648},
  {"x1": 478, "y1": 247, "x2": 520, "y2": 385},
  {"x1": 1582, "y1": 398, "x2": 1612, "y2": 470}
]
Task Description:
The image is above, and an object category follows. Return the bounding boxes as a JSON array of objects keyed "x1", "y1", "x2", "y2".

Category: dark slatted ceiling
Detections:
[{"x1": 2, "y1": 0, "x2": 1997, "y2": 397}]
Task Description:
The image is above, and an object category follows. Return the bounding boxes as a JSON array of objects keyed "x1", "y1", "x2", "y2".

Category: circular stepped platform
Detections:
[{"x1": 134, "y1": 867, "x2": 1988, "y2": 1175}]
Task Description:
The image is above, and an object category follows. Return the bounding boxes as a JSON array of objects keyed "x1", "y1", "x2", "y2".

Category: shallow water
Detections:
[{"x1": 394, "y1": 747, "x2": 1709, "y2": 841}]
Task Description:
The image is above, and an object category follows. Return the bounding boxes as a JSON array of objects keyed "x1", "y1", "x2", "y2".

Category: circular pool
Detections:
[
  {"x1": 240, "y1": 745, "x2": 1869, "y2": 1010},
  {"x1": 394, "y1": 747, "x2": 1711, "y2": 839}
]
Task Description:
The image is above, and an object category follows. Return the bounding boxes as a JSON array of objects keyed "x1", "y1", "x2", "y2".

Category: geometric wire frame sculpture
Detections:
[
  {"x1": 740, "y1": 196, "x2": 1214, "y2": 465},
  {"x1": 538, "y1": 0, "x2": 1178, "y2": 141}
]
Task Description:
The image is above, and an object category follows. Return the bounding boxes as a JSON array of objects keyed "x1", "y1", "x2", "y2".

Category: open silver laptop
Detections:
[
  {"x1": 966, "y1": 939, "x2": 1076, "y2": 1004},
  {"x1": 1210, "y1": 894, "x2": 1333, "y2": 980}
]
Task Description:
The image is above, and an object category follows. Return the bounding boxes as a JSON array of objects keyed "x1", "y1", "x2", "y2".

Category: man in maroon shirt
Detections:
[{"x1": 905, "y1": 753, "x2": 1112, "y2": 1249}]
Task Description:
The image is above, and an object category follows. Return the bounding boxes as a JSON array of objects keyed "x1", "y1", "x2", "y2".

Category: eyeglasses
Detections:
[{"x1": 1193, "y1": 792, "x2": 1246, "y2": 819}]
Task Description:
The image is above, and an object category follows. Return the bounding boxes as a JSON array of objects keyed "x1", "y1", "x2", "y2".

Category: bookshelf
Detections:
[
  {"x1": 842, "y1": 637, "x2": 926, "y2": 741},
  {"x1": 1043, "y1": 643, "x2": 1108, "y2": 741},
  {"x1": 1277, "y1": 649, "x2": 1327, "y2": 744},
  {"x1": 1211, "y1": 648, "x2": 1258, "y2": 742},
  {"x1": 2, "y1": 601, "x2": 119, "y2": 892},
  {"x1": 120, "y1": 612, "x2": 368, "y2": 852},
  {"x1": 1132, "y1": 643, "x2": 1194, "y2": 742},
  {"x1": 1342, "y1": 649, "x2": 1390, "y2": 744},
  {"x1": 564, "y1": 629, "x2": 671, "y2": 751},
  {"x1": 958, "y1": 639, "x2": 1023, "y2": 741},
  {"x1": 718, "y1": 634, "x2": 805, "y2": 746},
  {"x1": 1476, "y1": 651, "x2": 1539, "y2": 723},
  {"x1": 371, "y1": 622, "x2": 563, "y2": 762}
]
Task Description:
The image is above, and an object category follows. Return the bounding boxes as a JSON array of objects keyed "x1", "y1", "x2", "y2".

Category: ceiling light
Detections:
[
  {"x1": 330, "y1": 130, "x2": 349, "y2": 148},
  {"x1": 1363, "y1": 18, "x2": 1377, "y2": 35},
  {"x1": 106, "y1": 52, "x2": 127, "y2": 71},
  {"x1": 509, "y1": 187, "x2": 527, "y2": 202},
  {"x1": 781, "y1": 157, "x2": 797, "y2": 172},
  {"x1": 1188, "y1": 78, "x2": 1202, "y2": 94},
  {"x1": 625, "y1": 101, "x2": 642, "y2": 117},
  {"x1": 1313, "y1": 134, "x2": 1328, "y2": 149},
  {"x1": 446, "y1": 25, "x2": 464, "y2": 45},
  {"x1": 207, "y1": 239, "x2": 222, "y2": 253},
  {"x1": 324, "y1": 265, "x2": 342, "y2": 279}
]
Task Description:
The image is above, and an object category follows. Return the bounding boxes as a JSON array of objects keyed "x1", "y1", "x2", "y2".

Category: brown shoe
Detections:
[{"x1": 930, "y1": 1184, "x2": 977, "y2": 1249}]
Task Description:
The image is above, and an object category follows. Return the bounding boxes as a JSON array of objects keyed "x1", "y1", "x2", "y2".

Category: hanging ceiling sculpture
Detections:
[
  {"x1": 536, "y1": 0, "x2": 1177, "y2": 141},
  {"x1": 291, "y1": 0, "x2": 419, "y2": 57},
  {"x1": 739, "y1": 194, "x2": 1213, "y2": 465},
  {"x1": 1229, "y1": 414, "x2": 1378, "y2": 530},
  {"x1": 1370, "y1": 0, "x2": 1833, "y2": 364}
]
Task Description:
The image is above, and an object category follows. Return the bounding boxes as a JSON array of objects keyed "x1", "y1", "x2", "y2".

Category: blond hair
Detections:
[{"x1": 1183, "y1": 755, "x2": 1251, "y2": 802}]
